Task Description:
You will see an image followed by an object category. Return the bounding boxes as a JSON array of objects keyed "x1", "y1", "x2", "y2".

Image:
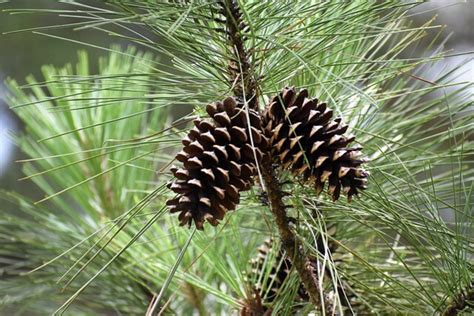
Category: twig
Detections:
[
  {"x1": 218, "y1": 0, "x2": 332, "y2": 312},
  {"x1": 219, "y1": 0, "x2": 258, "y2": 109},
  {"x1": 260, "y1": 159, "x2": 333, "y2": 314}
]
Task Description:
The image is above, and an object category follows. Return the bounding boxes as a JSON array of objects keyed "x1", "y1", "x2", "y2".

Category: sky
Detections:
[{"x1": 0, "y1": 94, "x2": 15, "y2": 177}]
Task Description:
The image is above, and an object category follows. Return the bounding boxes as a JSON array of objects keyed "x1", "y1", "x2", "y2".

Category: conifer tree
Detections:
[{"x1": 1, "y1": 1, "x2": 472, "y2": 315}]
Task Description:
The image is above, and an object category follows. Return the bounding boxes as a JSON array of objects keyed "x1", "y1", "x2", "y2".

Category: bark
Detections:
[
  {"x1": 220, "y1": 1, "x2": 332, "y2": 312},
  {"x1": 260, "y1": 159, "x2": 333, "y2": 314}
]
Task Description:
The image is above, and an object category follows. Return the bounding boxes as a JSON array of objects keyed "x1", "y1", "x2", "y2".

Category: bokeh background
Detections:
[{"x1": 0, "y1": 0, "x2": 473, "y2": 201}]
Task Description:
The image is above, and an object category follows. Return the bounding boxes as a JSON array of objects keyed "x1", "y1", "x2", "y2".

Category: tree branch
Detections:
[
  {"x1": 219, "y1": 0, "x2": 257, "y2": 109},
  {"x1": 219, "y1": 1, "x2": 332, "y2": 312},
  {"x1": 260, "y1": 159, "x2": 333, "y2": 313}
]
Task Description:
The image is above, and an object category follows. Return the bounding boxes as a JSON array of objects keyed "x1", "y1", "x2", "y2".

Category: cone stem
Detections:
[{"x1": 260, "y1": 159, "x2": 333, "y2": 313}]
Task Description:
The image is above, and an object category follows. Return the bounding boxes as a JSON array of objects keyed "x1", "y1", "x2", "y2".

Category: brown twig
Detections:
[
  {"x1": 219, "y1": 0, "x2": 258, "y2": 109},
  {"x1": 260, "y1": 159, "x2": 333, "y2": 313},
  {"x1": 218, "y1": 0, "x2": 332, "y2": 312}
]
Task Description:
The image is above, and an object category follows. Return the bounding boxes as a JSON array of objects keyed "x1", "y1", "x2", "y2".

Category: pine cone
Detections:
[
  {"x1": 249, "y1": 238, "x2": 295, "y2": 304},
  {"x1": 246, "y1": 228, "x2": 366, "y2": 313},
  {"x1": 249, "y1": 226, "x2": 338, "y2": 299},
  {"x1": 167, "y1": 97, "x2": 268, "y2": 229},
  {"x1": 263, "y1": 87, "x2": 369, "y2": 201}
]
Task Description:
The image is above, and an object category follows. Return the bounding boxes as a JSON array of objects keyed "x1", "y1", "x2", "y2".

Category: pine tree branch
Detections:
[
  {"x1": 218, "y1": 0, "x2": 332, "y2": 312},
  {"x1": 219, "y1": 0, "x2": 257, "y2": 109},
  {"x1": 442, "y1": 280, "x2": 474, "y2": 316},
  {"x1": 260, "y1": 159, "x2": 333, "y2": 313}
]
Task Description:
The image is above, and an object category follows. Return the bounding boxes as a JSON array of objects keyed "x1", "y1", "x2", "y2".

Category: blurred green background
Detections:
[{"x1": 0, "y1": 0, "x2": 121, "y2": 201}]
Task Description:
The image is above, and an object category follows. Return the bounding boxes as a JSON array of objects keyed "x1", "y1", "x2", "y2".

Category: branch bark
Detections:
[
  {"x1": 219, "y1": 1, "x2": 332, "y2": 312},
  {"x1": 220, "y1": 0, "x2": 258, "y2": 109},
  {"x1": 260, "y1": 159, "x2": 333, "y2": 314}
]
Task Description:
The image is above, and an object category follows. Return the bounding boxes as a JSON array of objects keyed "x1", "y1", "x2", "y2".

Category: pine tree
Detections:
[{"x1": 1, "y1": 1, "x2": 472, "y2": 315}]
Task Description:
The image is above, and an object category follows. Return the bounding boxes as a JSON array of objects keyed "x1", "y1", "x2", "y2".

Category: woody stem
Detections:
[
  {"x1": 260, "y1": 159, "x2": 331, "y2": 312},
  {"x1": 220, "y1": 0, "x2": 331, "y2": 312},
  {"x1": 220, "y1": 0, "x2": 257, "y2": 109}
]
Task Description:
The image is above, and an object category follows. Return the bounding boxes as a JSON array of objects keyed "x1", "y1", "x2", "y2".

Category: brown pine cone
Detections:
[
  {"x1": 249, "y1": 238, "x2": 294, "y2": 304},
  {"x1": 167, "y1": 97, "x2": 268, "y2": 229},
  {"x1": 263, "y1": 87, "x2": 369, "y2": 201},
  {"x1": 246, "y1": 225, "x2": 338, "y2": 306}
]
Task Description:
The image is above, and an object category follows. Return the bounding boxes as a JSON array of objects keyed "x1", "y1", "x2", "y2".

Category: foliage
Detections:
[{"x1": 1, "y1": 1, "x2": 473, "y2": 315}]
